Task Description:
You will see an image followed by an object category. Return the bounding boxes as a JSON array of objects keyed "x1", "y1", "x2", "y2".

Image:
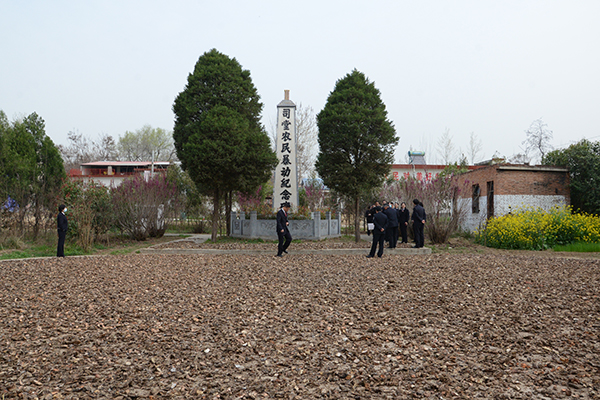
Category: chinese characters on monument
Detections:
[{"x1": 273, "y1": 90, "x2": 298, "y2": 211}]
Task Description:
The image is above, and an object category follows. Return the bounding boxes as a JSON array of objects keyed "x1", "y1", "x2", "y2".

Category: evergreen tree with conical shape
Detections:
[
  {"x1": 173, "y1": 49, "x2": 277, "y2": 241},
  {"x1": 316, "y1": 70, "x2": 398, "y2": 242}
]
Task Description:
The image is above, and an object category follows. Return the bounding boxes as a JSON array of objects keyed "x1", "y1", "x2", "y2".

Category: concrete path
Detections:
[{"x1": 143, "y1": 233, "x2": 432, "y2": 255}]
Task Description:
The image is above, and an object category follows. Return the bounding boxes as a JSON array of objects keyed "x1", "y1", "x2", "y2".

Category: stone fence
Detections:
[{"x1": 230, "y1": 211, "x2": 341, "y2": 240}]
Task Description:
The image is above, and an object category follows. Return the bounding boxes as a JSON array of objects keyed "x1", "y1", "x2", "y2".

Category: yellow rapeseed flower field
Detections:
[{"x1": 476, "y1": 205, "x2": 600, "y2": 250}]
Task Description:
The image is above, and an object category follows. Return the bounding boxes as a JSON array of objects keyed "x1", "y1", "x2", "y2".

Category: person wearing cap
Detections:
[
  {"x1": 57, "y1": 204, "x2": 68, "y2": 257},
  {"x1": 276, "y1": 202, "x2": 292, "y2": 257},
  {"x1": 367, "y1": 206, "x2": 388, "y2": 258}
]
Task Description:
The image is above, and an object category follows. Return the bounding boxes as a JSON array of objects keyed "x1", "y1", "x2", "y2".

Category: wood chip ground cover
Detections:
[{"x1": 1, "y1": 251, "x2": 599, "y2": 399}]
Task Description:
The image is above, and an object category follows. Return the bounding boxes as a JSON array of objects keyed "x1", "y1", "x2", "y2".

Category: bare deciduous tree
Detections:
[
  {"x1": 59, "y1": 126, "x2": 175, "y2": 172},
  {"x1": 93, "y1": 133, "x2": 118, "y2": 161},
  {"x1": 436, "y1": 128, "x2": 456, "y2": 165},
  {"x1": 118, "y1": 125, "x2": 176, "y2": 162},
  {"x1": 295, "y1": 103, "x2": 318, "y2": 183},
  {"x1": 523, "y1": 118, "x2": 553, "y2": 163},
  {"x1": 59, "y1": 130, "x2": 97, "y2": 172},
  {"x1": 467, "y1": 132, "x2": 483, "y2": 164}
]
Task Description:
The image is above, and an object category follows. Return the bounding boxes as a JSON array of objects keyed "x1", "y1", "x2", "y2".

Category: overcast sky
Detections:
[{"x1": 2, "y1": 0, "x2": 599, "y2": 165}]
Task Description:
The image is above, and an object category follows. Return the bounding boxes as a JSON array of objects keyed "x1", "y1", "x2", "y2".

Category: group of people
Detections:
[
  {"x1": 58, "y1": 198, "x2": 423, "y2": 259},
  {"x1": 276, "y1": 199, "x2": 427, "y2": 258},
  {"x1": 58, "y1": 198, "x2": 425, "y2": 259},
  {"x1": 365, "y1": 199, "x2": 426, "y2": 258}
]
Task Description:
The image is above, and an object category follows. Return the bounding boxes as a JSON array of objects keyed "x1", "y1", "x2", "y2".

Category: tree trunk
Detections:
[
  {"x1": 211, "y1": 188, "x2": 220, "y2": 242},
  {"x1": 354, "y1": 196, "x2": 361, "y2": 243},
  {"x1": 225, "y1": 191, "x2": 232, "y2": 236},
  {"x1": 33, "y1": 196, "x2": 40, "y2": 240}
]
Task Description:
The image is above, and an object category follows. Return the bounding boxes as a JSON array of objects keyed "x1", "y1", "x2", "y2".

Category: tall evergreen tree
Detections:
[
  {"x1": 544, "y1": 139, "x2": 600, "y2": 215},
  {"x1": 316, "y1": 70, "x2": 398, "y2": 242},
  {"x1": 173, "y1": 49, "x2": 277, "y2": 241},
  {"x1": 0, "y1": 111, "x2": 65, "y2": 237}
]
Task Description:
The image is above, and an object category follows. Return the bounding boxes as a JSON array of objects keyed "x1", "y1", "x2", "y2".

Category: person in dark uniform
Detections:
[
  {"x1": 393, "y1": 202, "x2": 401, "y2": 243},
  {"x1": 365, "y1": 204, "x2": 375, "y2": 236},
  {"x1": 57, "y1": 204, "x2": 68, "y2": 257},
  {"x1": 383, "y1": 202, "x2": 399, "y2": 249},
  {"x1": 367, "y1": 206, "x2": 388, "y2": 258},
  {"x1": 276, "y1": 202, "x2": 292, "y2": 257},
  {"x1": 412, "y1": 199, "x2": 426, "y2": 248},
  {"x1": 398, "y1": 202, "x2": 410, "y2": 244}
]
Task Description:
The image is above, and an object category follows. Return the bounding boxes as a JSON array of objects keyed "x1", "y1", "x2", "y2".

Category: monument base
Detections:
[{"x1": 230, "y1": 211, "x2": 341, "y2": 240}]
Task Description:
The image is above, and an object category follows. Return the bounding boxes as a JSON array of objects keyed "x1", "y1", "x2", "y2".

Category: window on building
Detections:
[
  {"x1": 487, "y1": 181, "x2": 494, "y2": 219},
  {"x1": 472, "y1": 184, "x2": 480, "y2": 213}
]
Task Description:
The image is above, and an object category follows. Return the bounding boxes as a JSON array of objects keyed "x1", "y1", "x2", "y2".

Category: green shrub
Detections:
[{"x1": 553, "y1": 241, "x2": 600, "y2": 253}]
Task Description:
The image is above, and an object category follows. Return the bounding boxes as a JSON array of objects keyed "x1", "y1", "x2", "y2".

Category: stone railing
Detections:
[{"x1": 230, "y1": 211, "x2": 341, "y2": 240}]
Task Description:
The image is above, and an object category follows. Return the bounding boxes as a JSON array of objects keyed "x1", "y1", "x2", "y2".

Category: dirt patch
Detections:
[
  {"x1": 1, "y1": 252, "x2": 599, "y2": 399},
  {"x1": 153, "y1": 236, "x2": 372, "y2": 251}
]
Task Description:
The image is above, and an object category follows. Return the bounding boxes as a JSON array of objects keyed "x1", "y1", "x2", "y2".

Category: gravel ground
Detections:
[
  {"x1": 151, "y1": 237, "x2": 374, "y2": 250},
  {"x1": 1, "y1": 248, "x2": 599, "y2": 399}
]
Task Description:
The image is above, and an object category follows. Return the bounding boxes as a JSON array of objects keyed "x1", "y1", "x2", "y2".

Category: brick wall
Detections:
[
  {"x1": 457, "y1": 164, "x2": 571, "y2": 232},
  {"x1": 458, "y1": 164, "x2": 570, "y2": 198}
]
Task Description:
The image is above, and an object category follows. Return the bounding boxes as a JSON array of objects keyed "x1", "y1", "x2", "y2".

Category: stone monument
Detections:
[{"x1": 273, "y1": 90, "x2": 298, "y2": 211}]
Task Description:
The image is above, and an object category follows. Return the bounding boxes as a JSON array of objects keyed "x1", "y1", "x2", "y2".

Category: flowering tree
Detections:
[
  {"x1": 379, "y1": 172, "x2": 469, "y2": 244},
  {"x1": 111, "y1": 174, "x2": 178, "y2": 240},
  {"x1": 237, "y1": 185, "x2": 272, "y2": 216},
  {"x1": 303, "y1": 178, "x2": 326, "y2": 211}
]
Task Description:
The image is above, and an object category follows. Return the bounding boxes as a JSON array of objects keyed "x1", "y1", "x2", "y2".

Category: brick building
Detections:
[
  {"x1": 69, "y1": 161, "x2": 170, "y2": 187},
  {"x1": 457, "y1": 164, "x2": 570, "y2": 232},
  {"x1": 389, "y1": 164, "x2": 480, "y2": 182}
]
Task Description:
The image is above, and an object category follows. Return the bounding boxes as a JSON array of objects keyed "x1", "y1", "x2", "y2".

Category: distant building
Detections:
[
  {"x1": 407, "y1": 150, "x2": 427, "y2": 165},
  {"x1": 69, "y1": 161, "x2": 170, "y2": 187},
  {"x1": 388, "y1": 154, "x2": 571, "y2": 233},
  {"x1": 456, "y1": 164, "x2": 570, "y2": 232},
  {"x1": 389, "y1": 164, "x2": 480, "y2": 182},
  {"x1": 389, "y1": 151, "x2": 480, "y2": 182}
]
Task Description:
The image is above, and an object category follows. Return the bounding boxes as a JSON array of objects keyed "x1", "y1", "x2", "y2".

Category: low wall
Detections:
[
  {"x1": 230, "y1": 211, "x2": 341, "y2": 240},
  {"x1": 458, "y1": 194, "x2": 569, "y2": 232}
]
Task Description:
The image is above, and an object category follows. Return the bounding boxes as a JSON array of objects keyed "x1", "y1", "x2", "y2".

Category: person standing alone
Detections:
[
  {"x1": 276, "y1": 202, "x2": 292, "y2": 257},
  {"x1": 57, "y1": 204, "x2": 68, "y2": 257}
]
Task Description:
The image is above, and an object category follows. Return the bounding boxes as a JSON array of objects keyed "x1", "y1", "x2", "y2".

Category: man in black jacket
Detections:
[
  {"x1": 276, "y1": 202, "x2": 292, "y2": 257},
  {"x1": 383, "y1": 202, "x2": 399, "y2": 249},
  {"x1": 365, "y1": 204, "x2": 375, "y2": 236},
  {"x1": 397, "y1": 202, "x2": 410, "y2": 244},
  {"x1": 367, "y1": 206, "x2": 388, "y2": 258},
  {"x1": 57, "y1": 204, "x2": 68, "y2": 257},
  {"x1": 412, "y1": 199, "x2": 426, "y2": 248}
]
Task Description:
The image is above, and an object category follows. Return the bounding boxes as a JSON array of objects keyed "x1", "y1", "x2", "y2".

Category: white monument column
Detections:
[{"x1": 273, "y1": 90, "x2": 298, "y2": 211}]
